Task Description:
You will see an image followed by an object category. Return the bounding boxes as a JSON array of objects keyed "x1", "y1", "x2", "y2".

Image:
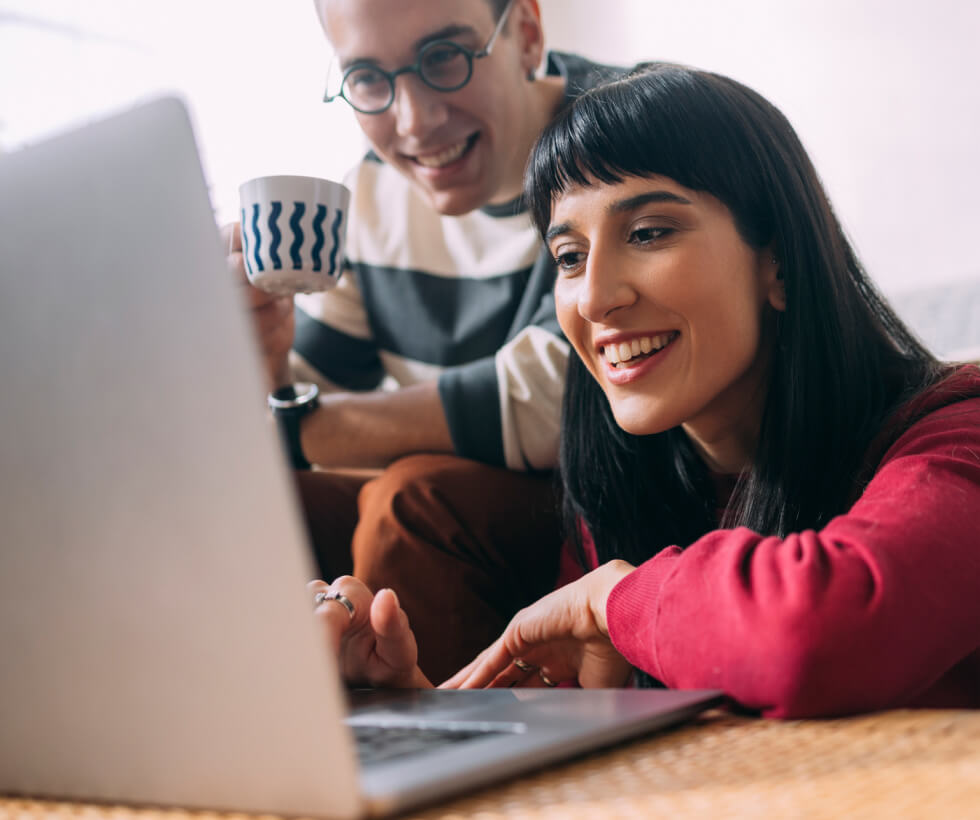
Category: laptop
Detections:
[{"x1": 0, "y1": 97, "x2": 723, "y2": 818}]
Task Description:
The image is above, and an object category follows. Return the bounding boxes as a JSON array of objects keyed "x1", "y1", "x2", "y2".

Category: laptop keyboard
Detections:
[{"x1": 352, "y1": 723, "x2": 511, "y2": 766}]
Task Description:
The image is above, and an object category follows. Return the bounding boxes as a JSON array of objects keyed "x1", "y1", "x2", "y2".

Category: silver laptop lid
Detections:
[{"x1": 0, "y1": 97, "x2": 362, "y2": 819}]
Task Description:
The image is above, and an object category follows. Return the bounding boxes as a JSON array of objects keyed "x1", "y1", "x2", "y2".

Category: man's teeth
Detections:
[
  {"x1": 603, "y1": 333, "x2": 675, "y2": 366},
  {"x1": 416, "y1": 140, "x2": 468, "y2": 168}
]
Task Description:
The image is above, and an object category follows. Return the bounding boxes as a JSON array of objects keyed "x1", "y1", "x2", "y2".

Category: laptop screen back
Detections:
[{"x1": 0, "y1": 98, "x2": 362, "y2": 819}]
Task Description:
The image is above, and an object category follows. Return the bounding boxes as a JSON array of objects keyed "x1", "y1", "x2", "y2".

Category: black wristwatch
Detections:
[{"x1": 268, "y1": 382, "x2": 319, "y2": 470}]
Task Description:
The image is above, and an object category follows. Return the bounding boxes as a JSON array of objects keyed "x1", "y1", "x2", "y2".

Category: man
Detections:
[{"x1": 228, "y1": 0, "x2": 624, "y2": 682}]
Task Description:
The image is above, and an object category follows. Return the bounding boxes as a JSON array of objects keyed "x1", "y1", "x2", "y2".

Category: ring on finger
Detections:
[
  {"x1": 538, "y1": 669, "x2": 558, "y2": 687},
  {"x1": 514, "y1": 658, "x2": 536, "y2": 673},
  {"x1": 314, "y1": 590, "x2": 356, "y2": 621}
]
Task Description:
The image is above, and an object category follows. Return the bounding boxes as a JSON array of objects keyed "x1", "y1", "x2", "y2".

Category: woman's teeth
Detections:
[
  {"x1": 603, "y1": 333, "x2": 676, "y2": 367},
  {"x1": 416, "y1": 139, "x2": 468, "y2": 168}
]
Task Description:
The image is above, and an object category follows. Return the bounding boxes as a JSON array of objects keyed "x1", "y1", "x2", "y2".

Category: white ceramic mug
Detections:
[{"x1": 238, "y1": 174, "x2": 350, "y2": 294}]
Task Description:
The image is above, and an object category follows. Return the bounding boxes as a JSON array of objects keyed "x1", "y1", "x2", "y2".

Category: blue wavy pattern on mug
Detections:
[
  {"x1": 311, "y1": 204, "x2": 327, "y2": 272},
  {"x1": 328, "y1": 208, "x2": 344, "y2": 277},
  {"x1": 250, "y1": 203, "x2": 264, "y2": 272},
  {"x1": 268, "y1": 201, "x2": 283, "y2": 269},
  {"x1": 240, "y1": 208, "x2": 251, "y2": 274},
  {"x1": 289, "y1": 202, "x2": 306, "y2": 270}
]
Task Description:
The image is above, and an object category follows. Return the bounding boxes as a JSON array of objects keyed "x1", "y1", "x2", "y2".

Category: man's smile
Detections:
[{"x1": 407, "y1": 132, "x2": 479, "y2": 169}]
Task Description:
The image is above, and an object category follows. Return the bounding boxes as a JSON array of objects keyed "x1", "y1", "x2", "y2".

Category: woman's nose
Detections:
[{"x1": 577, "y1": 252, "x2": 636, "y2": 323}]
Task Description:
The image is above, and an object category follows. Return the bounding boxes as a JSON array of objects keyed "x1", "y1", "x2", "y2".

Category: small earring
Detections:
[
  {"x1": 526, "y1": 69, "x2": 535, "y2": 82},
  {"x1": 771, "y1": 255, "x2": 783, "y2": 280}
]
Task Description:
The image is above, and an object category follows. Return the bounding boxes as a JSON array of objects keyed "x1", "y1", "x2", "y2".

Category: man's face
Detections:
[{"x1": 319, "y1": 0, "x2": 538, "y2": 216}]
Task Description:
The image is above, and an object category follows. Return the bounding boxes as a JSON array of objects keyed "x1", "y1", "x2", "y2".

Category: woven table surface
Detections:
[{"x1": 4, "y1": 709, "x2": 979, "y2": 820}]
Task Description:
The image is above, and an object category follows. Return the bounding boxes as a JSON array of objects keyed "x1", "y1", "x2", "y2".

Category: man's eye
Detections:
[
  {"x1": 421, "y1": 44, "x2": 467, "y2": 79},
  {"x1": 347, "y1": 67, "x2": 387, "y2": 88},
  {"x1": 424, "y1": 45, "x2": 461, "y2": 66}
]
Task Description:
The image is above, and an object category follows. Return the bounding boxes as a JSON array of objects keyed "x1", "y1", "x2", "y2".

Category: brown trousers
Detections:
[{"x1": 294, "y1": 454, "x2": 564, "y2": 683}]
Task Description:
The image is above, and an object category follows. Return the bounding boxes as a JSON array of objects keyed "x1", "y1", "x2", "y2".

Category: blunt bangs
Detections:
[{"x1": 526, "y1": 63, "x2": 779, "y2": 249}]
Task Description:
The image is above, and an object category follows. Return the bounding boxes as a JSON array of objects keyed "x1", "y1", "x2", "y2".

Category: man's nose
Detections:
[{"x1": 392, "y1": 75, "x2": 450, "y2": 138}]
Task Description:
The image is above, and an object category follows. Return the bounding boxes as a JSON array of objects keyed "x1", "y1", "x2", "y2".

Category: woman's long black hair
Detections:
[{"x1": 525, "y1": 63, "x2": 942, "y2": 567}]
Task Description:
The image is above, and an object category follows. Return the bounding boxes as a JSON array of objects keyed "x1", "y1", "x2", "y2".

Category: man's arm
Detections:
[
  {"x1": 300, "y1": 379, "x2": 453, "y2": 468},
  {"x1": 226, "y1": 220, "x2": 440, "y2": 469},
  {"x1": 439, "y1": 290, "x2": 569, "y2": 471}
]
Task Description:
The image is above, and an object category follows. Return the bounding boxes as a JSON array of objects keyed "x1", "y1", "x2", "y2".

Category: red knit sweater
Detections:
[{"x1": 602, "y1": 365, "x2": 980, "y2": 718}]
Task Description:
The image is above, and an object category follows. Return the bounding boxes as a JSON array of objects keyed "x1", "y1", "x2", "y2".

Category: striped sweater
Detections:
[{"x1": 289, "y1": 52, "x2": 625, "y2": 470}]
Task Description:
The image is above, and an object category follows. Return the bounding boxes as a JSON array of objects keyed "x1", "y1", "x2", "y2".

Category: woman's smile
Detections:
[{"x1": 598, "y1": 331, "x2": 680, "y2": 384}]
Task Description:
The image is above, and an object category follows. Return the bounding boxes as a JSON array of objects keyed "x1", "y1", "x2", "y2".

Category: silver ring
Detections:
[
  {"x1": 538, "y1": 670, "x2": 558, "y2": 687},
  {"x1": 514, "y1": 658, "x2": 535, "y2": 673},
  {"x1": 314, "y1": 590, "x2": 355, "y2": 621}
]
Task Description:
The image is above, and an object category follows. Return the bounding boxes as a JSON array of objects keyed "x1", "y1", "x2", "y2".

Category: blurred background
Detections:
[{"x1": 2, "y1": 0, "x2": 978, "y2": 353}]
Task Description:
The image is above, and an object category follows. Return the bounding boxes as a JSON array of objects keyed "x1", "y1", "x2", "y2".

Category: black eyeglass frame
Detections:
[{"x1": 323, "y1": 0, "x2": 516, "y2": 114}]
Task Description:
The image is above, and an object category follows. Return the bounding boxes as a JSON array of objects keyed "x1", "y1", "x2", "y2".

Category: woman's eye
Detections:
[
  {"x1": 553, "y1": 251, "x2": 586, "y2": 271},
  {"x1": 630, "y1": 226, "x2": 671, "y2": 245}
]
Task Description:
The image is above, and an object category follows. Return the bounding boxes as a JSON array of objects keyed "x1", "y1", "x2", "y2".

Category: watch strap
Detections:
[{"x1": 268, "y1": 384, "x2": 319, "y2": 470}]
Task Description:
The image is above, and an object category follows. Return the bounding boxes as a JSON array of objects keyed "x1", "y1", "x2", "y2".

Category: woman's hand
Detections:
[
  {"x1": 309, "y1": 576, "x2": 432, "y2": 689},
  {"x1": 441, "y1": 560, "x2": 636, "y2": 690}
]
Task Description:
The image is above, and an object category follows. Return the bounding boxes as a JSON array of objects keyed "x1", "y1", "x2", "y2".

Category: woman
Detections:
[{"x1": 315, "y1": 62, "x2": 980, "y2": 718}]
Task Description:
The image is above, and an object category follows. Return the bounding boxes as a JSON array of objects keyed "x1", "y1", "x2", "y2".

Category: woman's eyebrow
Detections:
[
  {"x1": 546, "y1": 190, "x2": 693, "y2": 242},
  {"x1": 610, "y1": 191, "x2": 692, "y2": 213},
  {"x1": 545, "y1": 222, "x2": 574, "y2": 243}
]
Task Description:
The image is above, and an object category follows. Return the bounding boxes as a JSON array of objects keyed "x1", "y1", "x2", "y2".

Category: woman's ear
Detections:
[
  {"x1": 768, "y1": 275, "x2": 787, "y2": 312},
  {"x1": 761, "y1": 249, "x2": 787, "y2": 311}
]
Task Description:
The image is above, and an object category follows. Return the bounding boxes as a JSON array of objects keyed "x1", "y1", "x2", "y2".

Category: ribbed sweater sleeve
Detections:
[{"x1": 606, "y1": 395, "x2": 980, "y2": 718}]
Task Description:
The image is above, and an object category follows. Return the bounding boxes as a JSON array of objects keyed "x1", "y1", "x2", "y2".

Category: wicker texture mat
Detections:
[{"x1": 3, "y1": 709, "x2": 979, "y2": 820}]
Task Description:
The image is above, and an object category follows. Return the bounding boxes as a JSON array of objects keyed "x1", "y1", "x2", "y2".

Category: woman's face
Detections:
[{"x1": 549, "y1": 174, "x2": 785, "y2": 470}]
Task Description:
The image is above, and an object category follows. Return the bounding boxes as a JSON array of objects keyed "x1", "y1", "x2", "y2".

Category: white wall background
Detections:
[
  {"x1": 2, "y1": 0, "x2": 979, "y2": 297},
  {"x1": 541, "y1": 0, "x2": 980, "y2": 296}
]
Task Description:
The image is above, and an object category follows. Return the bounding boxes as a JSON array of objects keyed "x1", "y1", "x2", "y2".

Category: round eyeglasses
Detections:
[{"x1": 323, "y1": 0, "x2": 515, "y2": 115}]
